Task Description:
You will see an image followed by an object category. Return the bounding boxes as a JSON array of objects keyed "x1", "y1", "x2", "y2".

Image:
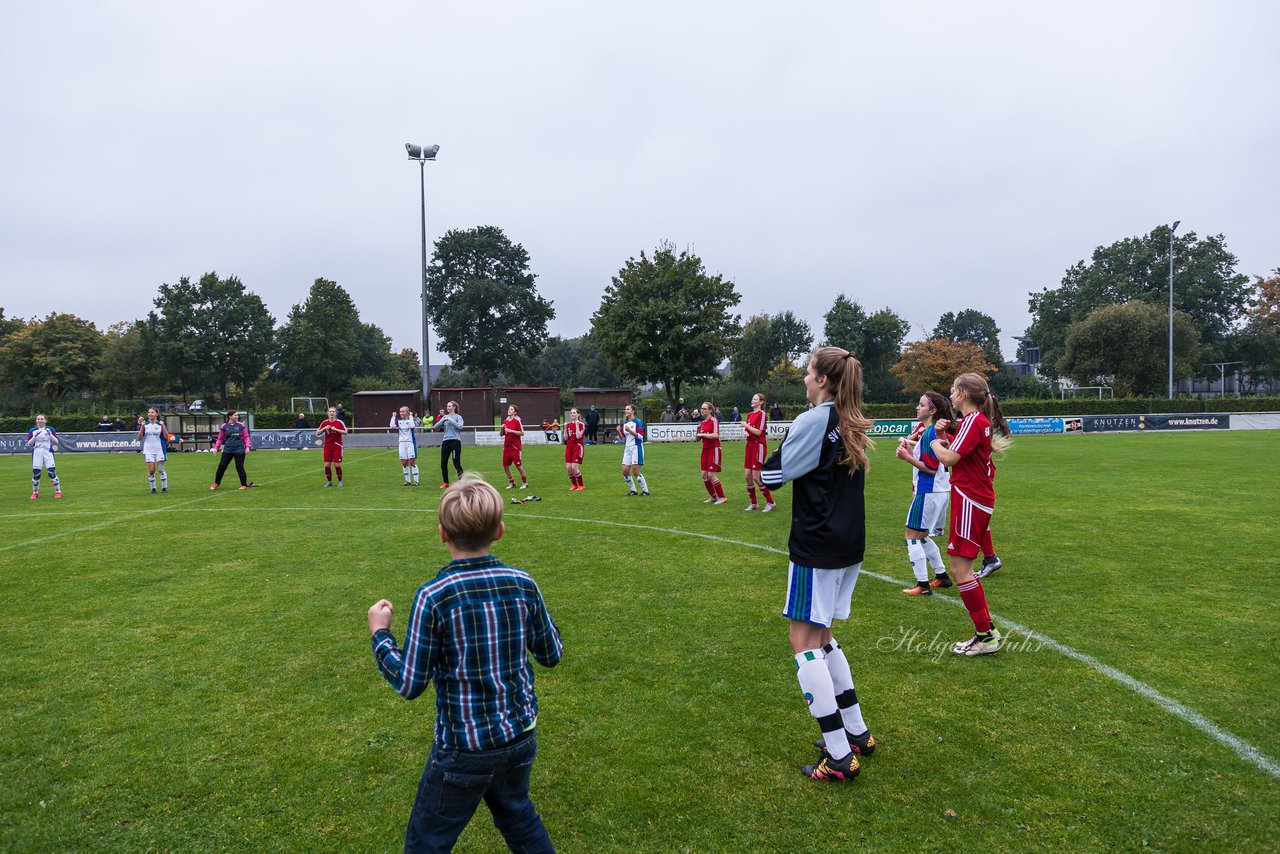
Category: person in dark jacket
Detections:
[
  {"x1": 210, "y1": 411, "x2": 255, "y2": 490},
  {"x1": 584, "y1": 405, "x2": 601, "y2": 445}
]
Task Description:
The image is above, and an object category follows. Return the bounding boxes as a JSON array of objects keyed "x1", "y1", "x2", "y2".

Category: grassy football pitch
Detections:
[{"x1": 1, "y1": 432, "x2": 1278, "y2": 852}]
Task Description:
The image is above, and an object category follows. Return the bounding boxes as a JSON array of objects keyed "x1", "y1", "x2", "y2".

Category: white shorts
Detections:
[
  {"x1": 398, "y1": 440, "x2": 418, "y2": 460},
  {"x1": 782, "y1": 562, "x2": 861, "y2": 627},
  {"x1": 32, "y1": 450, "x2": 55, "y2": 470},
  {"x1": 622, "y1": 444, "x2": 644, "y2": 467},
  {"x1": 905, "y1": 492, "x2": 947, "y2": 533},
  {"x1": 144, "y1": 451, "x2": 167, "y2": 464}
]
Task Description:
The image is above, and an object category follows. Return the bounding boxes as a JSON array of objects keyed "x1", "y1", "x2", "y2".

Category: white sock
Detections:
[
  {"x1": 49, "y1": 469, "x2": 59, "y2": 487},
  {"x1": 402, "y1": 465, "x2": 411, "y2": 483},
  {"x1": 625, "y1": 475, "x2": 635, "y2": 491},
  {"x1": 922, "y1": 538, "x2": 945, "y2": 572},
  {"x1": 907, "y1": 539, "x2": 929, "y2": 583},
  {"x1": 410, "y1": 465, "x2": 419, "y2": 483},
  {"x1": 148, "y1": 474, "x2": 156, "y2": 489},
  {"x1": 795, "y1": 649, "x2": 851, "y2": 760},
  {"x1": 636, "y1": 474, "x2": 648, "y2": 492},
  {"x1": 160, "y1": 469, "x2": 167, "y2": 487},
  {"x1": 823, "y1": 640, "x2": 867, "y2": 735}
]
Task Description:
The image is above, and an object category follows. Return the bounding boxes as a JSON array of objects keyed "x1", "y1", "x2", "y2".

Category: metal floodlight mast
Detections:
[
  {"x1": 406, "y1": 142, "x2": 440, "y2": 405},
  {"x1": 1168, "y1": 220, "x2": 1180, "y2": 399}
]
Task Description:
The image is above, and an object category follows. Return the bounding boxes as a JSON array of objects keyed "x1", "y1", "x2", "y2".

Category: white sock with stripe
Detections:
[
  {"x1": 922, "y1": 538, "x2": 945, "y2": 573},
  {"x1": 907, "y1": 539, "x2": 929, "y2": 583},
  {"x1": 823, "y1": 640, "x2": 867, "y2": 735},
  {"x1": 636, "y1": 474, "x2": 648, "y2": 493},
  {"x1": 410, "y1": 465, "x2": 419, "y2": 484},
  {"x1": 795, "y1": 648, "x2": 851, "y2": 760},
  {"x1": 402, "y1": 465, "x2": 411, "y2": 483}
]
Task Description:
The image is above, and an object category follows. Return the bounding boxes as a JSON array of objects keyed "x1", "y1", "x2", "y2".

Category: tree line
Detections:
[{"x1": 3, "y1": 224, "x2": 1274, "y2": 414}]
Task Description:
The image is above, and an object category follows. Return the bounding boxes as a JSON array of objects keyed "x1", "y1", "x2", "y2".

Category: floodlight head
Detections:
[
  {"x1": 1172, "y1": 220, "x2": 1180, "y2": 232},
  {"x1": 405, "y1": 143, "x2": 439, "y2": 160}
]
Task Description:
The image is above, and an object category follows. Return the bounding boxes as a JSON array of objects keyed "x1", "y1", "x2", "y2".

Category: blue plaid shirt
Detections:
[{"x1": 371, "y1": 554, "x2": 563, "y2": 751}]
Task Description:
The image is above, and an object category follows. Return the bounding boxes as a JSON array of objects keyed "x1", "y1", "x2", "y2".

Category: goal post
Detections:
[{"x1": 290, "y1": 397, "x2": 330, "y2": 414}]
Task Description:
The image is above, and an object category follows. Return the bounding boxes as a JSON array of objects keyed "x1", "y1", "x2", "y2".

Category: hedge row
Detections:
[{"x1": 5, "y1": 398, "x2": 1279, "y2": 434}]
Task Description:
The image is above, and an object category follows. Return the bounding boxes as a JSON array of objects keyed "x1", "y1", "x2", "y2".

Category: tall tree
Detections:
[
  {"x1": 1253, "y1": 268, "x2": 1280, "y2": 330},
  {"x1": 891, "y1": 338, "x2": 997, "y2": 397},
  {"x1": 144, "y1": 272, "x2": 274, "y2": 403},
  {"x1": 1025, "y1": 226, "x2": 1250, "y2": 381},
  {"x1": 274, "y1": 278, "x2": 362, "y2": 396},
  {"x1": 1059, "y1": 301, "x2": 1197, "y2": 396},
  {"x1": 354, "y1": 322, "x2": 395, "y2": 380},
  {"x1": 731, "y1": 312, "x2": 815, "y2": 386},
  {"x1": 0, "y1": 313, "x2": 104, "y2": 405},
  {"x1": 199, "y1": 273, "x2": 275, "y2": 405},
  {"x1": 425, "y1": 225, "x2": 555, "y2": 384},
  {"x1": 861, "y1": 308, "x2": 911, "y2": 401},
  {"x1": 591, "y1": 241, "x2": 741, "y2": 405},
  {"x1": 96, "y1": 321, "x2": 160, "y2": 401},
  {"x1": 822, "y1": 294, "x2": 867, "y2": 354},
  {"x1": 143, "y1": 276, "x2": 207, "y2": 397},
  {"x1": 932, "y1": 309, "x2": 1003, "y2": 366},
  {"x1": 388, "y1": 348, "x2": 422, "y2": 388}
]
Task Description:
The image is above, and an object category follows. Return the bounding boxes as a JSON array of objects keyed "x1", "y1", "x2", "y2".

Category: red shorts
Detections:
[
  {"x1": 503, "y1": 448, "x2": 523, "y2": 468},
  {"x1": 323, "y1": 445, "x2": 343, "y2": 464},
  {"x1": 744, "y1": 442, "x2": 765, "y2": 471},
  {"x1": 565, "y1": 444, "x2": 583, "y2": 465},
  {"x1": 946, "y1": 489, "x2": 993, "y2": 559},
  {"x1": 700, "y1": 445, "x2": 722, "y2": 473}
]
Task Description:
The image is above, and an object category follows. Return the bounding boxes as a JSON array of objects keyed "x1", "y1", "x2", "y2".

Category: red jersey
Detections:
[
  {"x1": 564, "y1": 420, "x2": 584, "y2": 451},
  {"x1": 745, "y1": 410, "x2": 767, "y2": 448},
  {"x1": 947, "y1": 410, "x2": 995, "y2": 507},
  {"x1": 698, "y1": 417, "x2": 720, "y2": 450},
  {"x1": 502, "y1": 417, "x2": 523, "y2": 450},
  {"x1": 319, "y1": 419, "x2": 346, "y2": 450}
]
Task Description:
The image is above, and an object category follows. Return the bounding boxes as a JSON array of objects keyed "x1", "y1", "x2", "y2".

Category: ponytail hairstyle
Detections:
[
  {"x1": 921, "y1": 391, "x2": 953, "y2": 429},
  {"x1": 808, "y1": 346, "x2": 874, "y2": 474},
  {"x1": 952, "y1": 372, "x2": 1011, "y2": 453}
]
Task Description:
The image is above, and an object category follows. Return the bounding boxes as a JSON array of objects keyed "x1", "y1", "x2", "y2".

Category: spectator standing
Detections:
[
  {"x1": 367, "y1": 474, "x2": 562, "y2": 852},
  {"x1": 770, "y1": 402, "x2": 785, "y2": 422},
  {"x1": 585, "y1": 405, "x2": 601, "y2": 445}
]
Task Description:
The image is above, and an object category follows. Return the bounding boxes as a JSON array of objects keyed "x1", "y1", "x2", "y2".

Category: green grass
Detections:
[{"x1": 2, "y1": 433, "x2": 1278, "y2": 852}]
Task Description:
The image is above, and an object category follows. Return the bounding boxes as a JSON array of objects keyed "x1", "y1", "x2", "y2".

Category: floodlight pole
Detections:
[
  {"x1": 406, "y1": 143, "x2": 439, "y2": 406},
  {"x1": 1168, "y1": 220, "x2": 1180, "y2": 399}
]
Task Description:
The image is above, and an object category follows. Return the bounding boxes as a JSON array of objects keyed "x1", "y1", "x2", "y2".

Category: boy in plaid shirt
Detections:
[{"x1": 368, "y1": 473, "x2": 563, "y2": 852}]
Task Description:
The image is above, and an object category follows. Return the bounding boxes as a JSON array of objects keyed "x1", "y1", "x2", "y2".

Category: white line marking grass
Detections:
[{"x1": 5, "y1": 502, "x2": 1276, "y2": 780}]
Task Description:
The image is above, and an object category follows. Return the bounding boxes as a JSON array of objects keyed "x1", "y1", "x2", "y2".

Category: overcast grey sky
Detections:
[{"x1": 2, "y1": 1, "x2": 1276, "y2": 366}]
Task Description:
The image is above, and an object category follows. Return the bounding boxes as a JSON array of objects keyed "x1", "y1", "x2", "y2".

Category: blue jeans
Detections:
[{"x1": 405, "y1": 729, "x2": 554, "y2": 853}]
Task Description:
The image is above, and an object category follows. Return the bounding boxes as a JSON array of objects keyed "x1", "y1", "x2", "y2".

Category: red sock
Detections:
[
  {"x1": 747, "y1": 486, "x2": 757, "y2": 504},
  {"x1": 762, "y1": 486, "x2": 774, "y2": 504},
  {"x1": 577, "y1": 475, "x2": 585, "y2": 487},
  {"x1": 704, "y1": 479, "x2": 716, "y2": 497},
  {"x1": 981, "y1": 528, "x2": 994, "y2": 558},
  {"x1": 713, "y1": 480, "x2": 725, "y2": 498},
  {"x1": 325, "y1": 469, "x2": 332, "y2": 482},
  {"x1": 957, "y1": 578, "x2": 993, "y2": 633},
  {"x1": 336, "y1": 466, "x2": 343, "y2": 480}
]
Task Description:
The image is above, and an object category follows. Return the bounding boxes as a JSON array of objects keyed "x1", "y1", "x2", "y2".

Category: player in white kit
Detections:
[
  {"x1": 26, "y1": 414, "x2": 62, "y2": 499},
  {"x1": 136, "y1": 407, "x2": 170, "y2": 494},
  {"x1": 391, "y1": 406, "x2": 421, "y2": 485}
]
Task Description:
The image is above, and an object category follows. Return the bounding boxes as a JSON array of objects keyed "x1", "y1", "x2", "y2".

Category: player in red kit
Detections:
[
  {"x1": 500, "y1": 404, "x2": 528, "y2": 489},
  {"x1": 743, "y1": 392, "x2": 776, "y2": 512},
  {"x1": 563, "y1": 407, "x2": 586, "y2": 490},
  {"x1": 929, "y1": 372, "x2": 1011, "y2": 656},
  {"x1": 316, "y1": 406, "x2": 348, "y2": 487},
  {"x1": 695, "y1": 401, "x2": 727, "y2": 504}
]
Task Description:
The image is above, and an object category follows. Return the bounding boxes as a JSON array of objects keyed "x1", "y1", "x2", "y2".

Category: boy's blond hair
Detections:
[{"x1": 438, "y1": 473, "x2": 504, "y2": 550}]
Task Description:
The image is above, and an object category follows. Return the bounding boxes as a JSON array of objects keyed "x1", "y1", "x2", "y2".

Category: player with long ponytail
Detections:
[
  {"x1": 760, "y1": 346, "x2": 876, "y2": 782},
  {"x1": 930, "y1": 372, "x2": 1010, "y2": 656}
]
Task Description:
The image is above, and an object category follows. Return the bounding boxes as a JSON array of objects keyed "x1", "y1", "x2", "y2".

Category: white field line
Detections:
[
  {"x1": 0, "y1": 451, "x2": 395, "y2": 554},
  {"x1": 3, "y1": 502, "x2": 1276, "y2": 780}
]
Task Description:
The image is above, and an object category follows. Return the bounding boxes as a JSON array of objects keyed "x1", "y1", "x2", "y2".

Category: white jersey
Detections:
[
  {"x1": 391, "y1": 414, "x2": 420, "y2": 442},
  {"x1": 141, "y1": 421, "x2": 167, "y2": 458}
]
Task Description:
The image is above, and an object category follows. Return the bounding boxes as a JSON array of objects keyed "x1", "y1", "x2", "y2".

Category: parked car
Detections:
[{"x1": 189, "y1": 399, "x2": 205, "y2": 412}]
